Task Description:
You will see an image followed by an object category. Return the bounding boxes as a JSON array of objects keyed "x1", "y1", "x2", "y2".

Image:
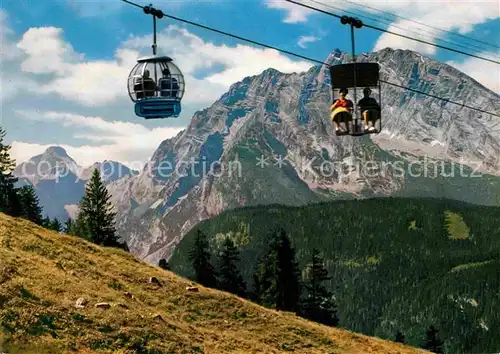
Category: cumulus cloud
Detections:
[
  {"x1": 447, "y1": 51, "x2": 500, "y2": 94},
  {"x1": 266, "y1": 0, "x2": 499, "y2": 93},
  {"x1": 122, "y1": 25, "x2": 312, "y2": 102},
  {"x1": 0, "y1": 9, "x2": 21, "y2": 61},
  {"x1": 17, "y1": 27, "x2": 82, "y2": 74},
  {"x1": 265, "y1": 0, "x2": 315, "y2": 23},
  {"x1": 12, "y1": 110, "x2": 185, "y2": 167},
  {"x1": 2, "y1": 7, "x2": 312, "y2": 167},
  {"x1": 14, "y1": 27, "x2": 136, "y2": 105},
  {"x1": 11, "y1": 21, "x2": 312, "y2": 107},
  {"x1": 0, "y1": 9, "x2": 40, "y2": 104},
  {"x1": 297, "y1": 35, "x2": 320, "y2": 48},
  {"x1": 266, "y1": 0, "x2": 499, "y2": 55},
  {"x1": 371, "y1": 1, "x2": 500, "y2": 55}
]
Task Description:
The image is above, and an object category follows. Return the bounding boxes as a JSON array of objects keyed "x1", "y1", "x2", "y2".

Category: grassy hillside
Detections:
[
  {"x1": 169, "y1": 197, "x2": 500, "y2": 354},
  {"x1": 0, "y1": 213, "x2": 427, "y2": 353}
]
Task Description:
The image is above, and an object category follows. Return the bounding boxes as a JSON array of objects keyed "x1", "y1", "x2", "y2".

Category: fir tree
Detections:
[
  {"x1": 395, "y1": 331, "x2": 405, "y2": 343},
  {"x1": 65, "y1": 218, "x2": 74, "y2": 234},
  {"x1": 217, "y1": 237, "x2": 246, "y2": 297},
  {"x1": 70, "y1": 212, "x2": 90, "y2": 239},
  {"x1": 254, "y1": 253, "x2": 275, "y2": 307},
  {"x1": 78, "y1": 169, "x2": 122, "y2": 248},
  {"x1": 18, "y1": 185, "x2": 43, "y2": 225},
  {"x1": 422, "y1": 325, "x2": 444, "y2": 353},
  {"x1": 300, "y1": 248, "x2": 339, "y2": 326},
  {"x1": 255, "y1": 228, "x2": 301, "y2": 312},
  {"x1": 0, "y1": 127, "x2": 22, "y2": 217},
  {"x1": 188, "y1": 229, "x2": 217, "y2": 288},
  {"x1": 249, "y1": 261, "x2": 263, "y2": 302},
  {"x1": 41, "y1": 216, "x2": 51, "y2": 229},
  {"x1": 50, "y1": 218, "x2": 62, "y2": 232}
]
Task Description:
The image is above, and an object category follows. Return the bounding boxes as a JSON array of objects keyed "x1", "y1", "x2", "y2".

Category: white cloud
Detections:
[
  {"x1": 0, "y1": 71, "x2": 40, "y2": 105},
  {"x1": 297, "y1": 35, "x2": 320, "y2": 48},
  {"x1": 11, "y1": 110, "x2": 184, "y2": 167},
  {"x1": 0, "y1": 9, "x2": 21, "y2": 61},
  {"x1": 266, "y1": 0, "x2": 499, "y2": 92},
  {"x1": 17, "y1": 27, "x2": 82, "y2": 74},
  {"x1": 122, "y1": 25, "x2": 313, "y2": 102},
  {"x1": 10, "y1": 21, "x2": 312, "y2": 108},
  {"x1": 0, "y1": 9, "x2": 40, "y2": 104},
  {"x1": 266, "y1": 0, "x2": 499, "y2": 55},
  {"x1": 372, "y1": 21, "x2": 438, "y2": 55},
  {"x1": 14, "y1": 26, "x2": 136, "y2": 105},
  {"x1": 39, "y1": 50, "x2": 137, "y2": 106},
  {"x1": 447, "y1": 51, "x2": 500, "y2": 94},
  {"x1": 265, "y1": 0, "x2": 315, "y2": 23},
  {"x1": 371, "y1": 1, "x2": 500, "y2": 55},
  {"x1": 2, "y1": 8, "x2": 312, "y2": 169}
]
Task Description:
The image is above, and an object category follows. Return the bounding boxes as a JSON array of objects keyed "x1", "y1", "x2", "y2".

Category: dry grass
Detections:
[{"x1": 0, "y1": 213, "x2": 429, "y2": 353}]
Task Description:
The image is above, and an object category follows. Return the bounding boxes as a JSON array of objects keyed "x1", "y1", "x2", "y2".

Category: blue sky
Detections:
[{"x1": 1, "y1": 0, "x2": 499, "y2": 167}]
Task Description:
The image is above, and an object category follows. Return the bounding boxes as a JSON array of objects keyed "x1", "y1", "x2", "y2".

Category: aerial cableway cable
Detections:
[
  {"x1": 284, "y1": 0, "x2": 500, "y2": 65},
  {"x1": 119, "y1": 0, "x2": 500, "y2": 118},
  {"x1": 305, "y1": 0, "x2": 500, "y2": 60},
  {"x1": 341, "y1": 0, "x2": 500, "y2": 52}
]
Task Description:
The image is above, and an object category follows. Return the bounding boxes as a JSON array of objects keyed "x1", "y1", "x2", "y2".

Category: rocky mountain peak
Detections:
[
  {"x1": 20, "y1": 47, "x2": 500, "y2": 265},
  {"x1": 44, "y1": 146, "x2": 70, "y2": 158}
]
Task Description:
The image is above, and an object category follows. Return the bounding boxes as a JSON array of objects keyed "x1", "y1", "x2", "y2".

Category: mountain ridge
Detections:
[
  {"x1": 17, "y1": 47, "x2": 500, "y2": 264},
  {"x1": 13, "y1": 146, "x2": 137, "y2": 221},
  {"x1": 110, "y1": 46, "x2": 500, "y2": 264}
]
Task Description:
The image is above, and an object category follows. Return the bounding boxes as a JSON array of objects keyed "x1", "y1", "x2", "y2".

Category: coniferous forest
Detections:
[{"x1": 169, "y1": 199, "x2": 500, "y2": 353}]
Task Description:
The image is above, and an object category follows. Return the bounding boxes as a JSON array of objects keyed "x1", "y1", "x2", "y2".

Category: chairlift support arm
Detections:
[{"x1": 341, "y1": 16, "x2": 363, "y2": 104}]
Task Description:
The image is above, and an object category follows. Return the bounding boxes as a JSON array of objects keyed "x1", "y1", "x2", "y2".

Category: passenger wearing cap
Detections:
[{"x1": 358, "y1": 87, "x2": 380, "y2": 131}]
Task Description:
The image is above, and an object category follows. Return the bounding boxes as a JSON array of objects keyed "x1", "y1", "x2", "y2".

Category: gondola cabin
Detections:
[
  {"x1": 329, "y1": 62, "x2": 381, "y2": 136},
  {"x1": 127, "y1": 56, "x2": 185, "y2": 119}
]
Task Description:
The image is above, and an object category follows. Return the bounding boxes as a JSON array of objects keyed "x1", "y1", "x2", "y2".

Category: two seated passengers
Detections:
[
  {"x1": 134, "y1": 69, "x2": 179, "y2": 100},
  {"x1": 330, "y1": 87, "x2": 380, "y2": 132}
]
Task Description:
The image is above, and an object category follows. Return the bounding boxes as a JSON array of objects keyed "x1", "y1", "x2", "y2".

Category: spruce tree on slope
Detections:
[
  {"x1": 188, "y1": 229, "x2": 217, "y2": 288},
  {"x1": 65, "y1": 218, "x2": 74, "y2": 234},
  {"x1": 395, "y1": 331, "x2": 405, "y2": 343},
  {"x1": 41, "y1": 216, "x2": 51, "y2": 229},
  {"x1": 300, "y1": 248, "x2": 339, "y2": 326},
  {"x1": 50, "y1": 218, "x2": 62, "y2": 232},
  {"x1": 78, "y1": 169, "x2": 124, "y2": 249},
  {"x1": 255, "y1": 228, "x2": 301, "y2": 312},
  {"x1": 217, "y1": 237, "x2": 246, "y2": 297},
  {"x1": 422, "y1": 325, "x2": 444, "y2": 353},
  {"x1": 0, "y1": 127, "x2": 22, "y2": 217},
  {"x1": 18, "y1": 185, "x2": 43, "y2": 225}
]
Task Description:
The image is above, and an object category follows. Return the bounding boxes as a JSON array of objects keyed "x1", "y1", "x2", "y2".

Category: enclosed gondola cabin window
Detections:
[
  {"x1": 127, "y1": 56, "x2": 186, "y2": 119},
  {"x1": 127, "y1": 56, "x2": 185, "y2": 103}
]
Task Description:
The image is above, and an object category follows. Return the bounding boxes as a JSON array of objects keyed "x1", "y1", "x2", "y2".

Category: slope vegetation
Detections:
[
  {"x1": 169, "y1": 197, "x2": 500, "y2": 353},
  {"x1": 0, "y1": 213, "x2": 426, "y2": 353}
]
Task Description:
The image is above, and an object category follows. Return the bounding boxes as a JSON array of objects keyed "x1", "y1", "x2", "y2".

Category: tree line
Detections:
[
  {"x1": 183, "y1": 227, "x2": 444, "y2": 352},
  {"x1": 0, "y1": 126, "x2": 125, "y2": 250}
]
